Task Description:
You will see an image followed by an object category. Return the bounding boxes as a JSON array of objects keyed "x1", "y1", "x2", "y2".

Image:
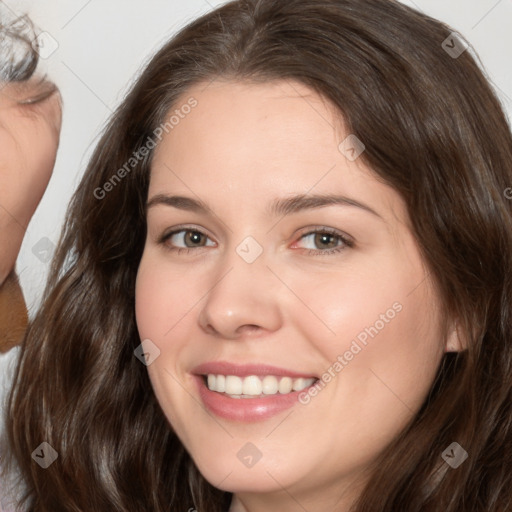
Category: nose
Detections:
[{"x1": 197, "y1": 250, "x2": 283, "y2": 340}]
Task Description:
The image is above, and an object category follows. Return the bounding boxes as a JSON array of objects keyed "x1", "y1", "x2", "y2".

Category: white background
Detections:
[{"x1": 4, "y1": 0, "x2": 512, "y2": 312}]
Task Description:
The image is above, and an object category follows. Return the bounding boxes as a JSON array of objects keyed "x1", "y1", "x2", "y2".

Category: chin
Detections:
[{"x1": 189, "y1": 447, "x2": 306, "y2": 494}]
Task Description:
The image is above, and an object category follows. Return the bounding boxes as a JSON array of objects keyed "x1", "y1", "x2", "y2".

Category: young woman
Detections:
[{"x1": 7, "y1": 0, "x2": 512, "y2": 511}]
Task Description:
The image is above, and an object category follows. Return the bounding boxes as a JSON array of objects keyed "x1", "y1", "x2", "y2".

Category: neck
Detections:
[{"x1": 227, "y1": 471, "x2": 366, "y2": 512}]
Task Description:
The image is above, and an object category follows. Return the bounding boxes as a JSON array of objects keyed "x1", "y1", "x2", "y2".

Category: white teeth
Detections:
[
  {"x1": 292, "y1": 378, "x2": 308, "y2": 391},
  {"x1": 262, "y1": 375, "x2": 278, "y2": 394},
  {"x1": 206, "y1": 374, "x2": 316, "y2": 397},
  {"x1": 216, "y1": 374, "x2": 225, "y2": 393},
  {"x1": 225, "y1": 375, "x2": 243, "y2": 395},
  {"x1": 278, "y1": 376, "x2": 293, "y2": 394},
  {"x1": 242, "y1": 375, "x2": 262, "y2": 395}
]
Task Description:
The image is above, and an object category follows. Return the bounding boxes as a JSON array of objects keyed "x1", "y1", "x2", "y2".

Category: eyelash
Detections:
[
  {"x1": 17, "y1": 86, "x2": 58, "y2": 112},
  {"x1": 158, "y1": 225, "x2": 354, "y2": 256},
  {"x1": 18, "y1": 82, "x2": 58, "y2": 103}
]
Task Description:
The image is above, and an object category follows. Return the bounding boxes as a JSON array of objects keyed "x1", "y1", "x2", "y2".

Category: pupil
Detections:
[{"x1": 186, "y1": 231, "x2": 203, "y2": 246}]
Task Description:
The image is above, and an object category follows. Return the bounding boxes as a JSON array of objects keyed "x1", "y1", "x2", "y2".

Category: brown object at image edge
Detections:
[{"x1": 0, "y1": 270, "x2": 28, "y2": 353}]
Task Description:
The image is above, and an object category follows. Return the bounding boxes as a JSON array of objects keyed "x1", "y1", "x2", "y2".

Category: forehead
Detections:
[{"x1": 149, "y1": 79, "x2": 407, "y2": 226}]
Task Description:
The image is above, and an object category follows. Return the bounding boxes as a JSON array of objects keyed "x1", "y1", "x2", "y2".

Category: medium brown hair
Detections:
[{"x1": 7, "y1": 0, "x2": 512, "y2": 510}]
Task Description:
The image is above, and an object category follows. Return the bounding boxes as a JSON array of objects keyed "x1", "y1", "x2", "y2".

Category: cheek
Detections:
[
  {"x1": 134, "y1": 251, "x2": 204, "y2": 388},
  {"x1": 285, "y1": 250, "x2": 427, "y2": 353},
  {"x1": 289, "y1": 250, "x2": 443, "y2": 411},
  {"x1": 135, "y1": 256, "x2": 193, "y2": 431},
  {"x1": 135, "y1": 253, "x2": 197, "y2": 339}
]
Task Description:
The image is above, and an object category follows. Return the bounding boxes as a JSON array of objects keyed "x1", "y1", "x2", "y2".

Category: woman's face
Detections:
[{"x1": 135, "y1": 80, "x2": 458, "y2": 510}]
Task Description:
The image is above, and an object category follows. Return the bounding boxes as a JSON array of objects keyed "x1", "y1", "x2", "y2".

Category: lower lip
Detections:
[{"x1": 194, "y1": 375, "x2": 314, "y2": 422}]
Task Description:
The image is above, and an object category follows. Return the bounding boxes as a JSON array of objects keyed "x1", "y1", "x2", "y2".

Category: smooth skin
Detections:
[
  {"x1": 135, "y1": 80, "x2": 462, "y2": 512},
  {"x1": 0, "y1": 76, "x2": 62, "y2": 286}
]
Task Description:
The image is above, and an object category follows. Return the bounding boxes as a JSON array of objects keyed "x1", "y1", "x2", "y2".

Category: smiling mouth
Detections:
[{"x1": 203, "y1": 374, "x2": 318, "y2": 398}]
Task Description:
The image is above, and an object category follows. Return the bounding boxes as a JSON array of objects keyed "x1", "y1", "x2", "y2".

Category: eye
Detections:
[
  {"x1": 292, "y1": 227, "x2": 353, "y2": 255},
  {"x1": 159, "y1": 228, "x2": 215, "y2": 252},
  {"x1": 158, "y1": 226, "x2": 353, "y2": 255}
]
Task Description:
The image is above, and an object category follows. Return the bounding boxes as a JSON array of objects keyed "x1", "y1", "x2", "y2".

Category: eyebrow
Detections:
[{"x1": 146, "y1": 193, "x2": 383, "y2": 219}]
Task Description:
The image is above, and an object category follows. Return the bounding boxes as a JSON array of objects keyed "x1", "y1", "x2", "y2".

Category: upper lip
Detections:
[{"x1": 192, "y1": 361, "x2": 318, "y2": 379}]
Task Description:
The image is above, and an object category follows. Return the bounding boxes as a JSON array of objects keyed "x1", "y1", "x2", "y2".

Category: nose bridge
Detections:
[{"x1": 197, "y1": 235, "x2": 282, "y2": 337}]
